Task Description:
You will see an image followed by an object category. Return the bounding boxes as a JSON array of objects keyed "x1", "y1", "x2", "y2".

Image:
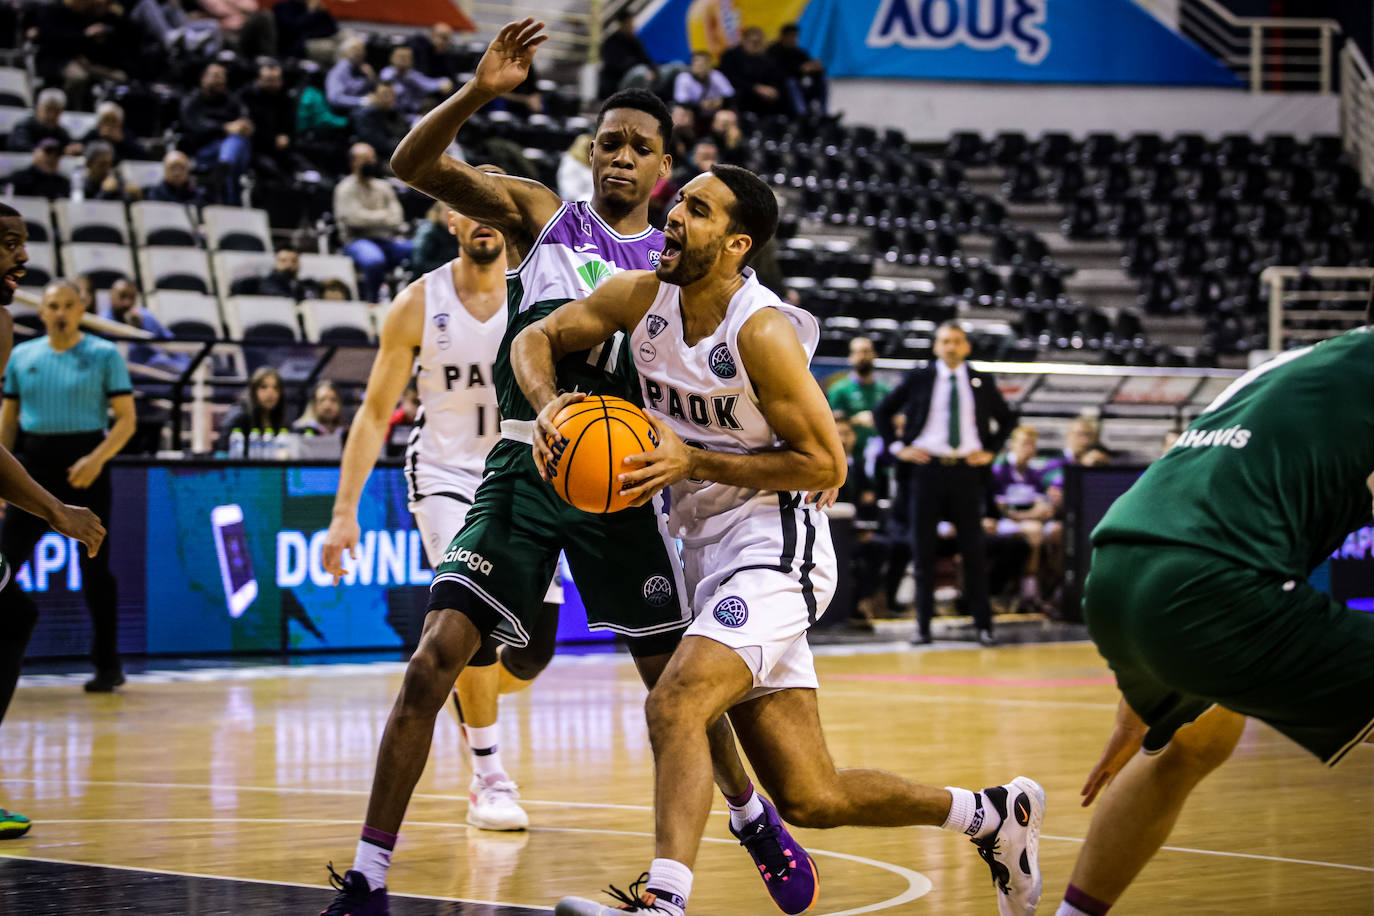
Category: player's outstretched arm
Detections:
[
  {"x1": 391, "y1": 19, "x2": 561, "y2": 252},
  {"x1": 511, "y1": 270, "x2": 660, "y2": 477},
  {"x1": 620, "y1": 308, "x2": 846, "y2": 504},
  {"x1": 321, "y1": 285, "x2": 424, "y2": 584}
]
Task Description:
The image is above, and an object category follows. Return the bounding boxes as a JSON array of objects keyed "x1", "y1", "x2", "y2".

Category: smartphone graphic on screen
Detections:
[{"x1": 211, "y1": 504, "x2": 257, "y2": 618}]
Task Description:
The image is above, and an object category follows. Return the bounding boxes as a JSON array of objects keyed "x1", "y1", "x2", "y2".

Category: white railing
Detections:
[
  {"x1": 1262, "y1": 266, "x2": 1372, "y2": 352},
  {"x1": 1179, "y1": 0, "x2": 1340, "y2": 93},
  {"x1": 1341, "y1": 41, "x2": 1374, "y2": 190}
]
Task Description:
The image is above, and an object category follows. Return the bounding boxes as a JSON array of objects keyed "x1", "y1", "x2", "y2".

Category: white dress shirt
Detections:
[{"x1": 912, "y1": 360, "x2": 983, "y2": 457}]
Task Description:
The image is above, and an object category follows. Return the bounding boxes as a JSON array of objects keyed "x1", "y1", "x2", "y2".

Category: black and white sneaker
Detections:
[{"x1": 972, "y1": 777, "x2": 1044, "y2": 916}]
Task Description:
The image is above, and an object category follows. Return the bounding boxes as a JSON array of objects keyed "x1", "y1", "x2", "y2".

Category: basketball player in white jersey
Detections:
[
  {"x1": 514, "y1": 165, "x2": 1047, "y2": 916},
  {"x1": 322, "y1": 185, "x2": 560, "y2": 833}
]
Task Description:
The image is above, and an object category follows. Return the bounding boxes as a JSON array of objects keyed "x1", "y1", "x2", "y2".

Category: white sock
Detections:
[
  {"x1": 726, "y1": 789, "x2": 766, "y2": 832},
  {"x1": 352, "y1": 837, "x2": 391, "y2": 891},
  {"x1": 464, "y1": 723, "x2": 504, "y2": 779},
  {"x1": 1020, "y1": 574, "x2": 1039, "y2": 600},
  {"x1": 646, "y1": 857, "x2": 692, "y2": 916},
  {"x1": 1056, "y1": 903, "x2": 1094, "y2": 916},
  {"x1": 941, "y1": 787, "x2": 1001, "y2": 839}
]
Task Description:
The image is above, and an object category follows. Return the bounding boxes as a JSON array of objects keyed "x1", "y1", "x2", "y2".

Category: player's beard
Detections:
[
  {"x1": 656, "y1": 236, "x2": 719, "y2": 287},
  {"x1": 460, "y1": 238, "x2": 504, "y2": 265}
]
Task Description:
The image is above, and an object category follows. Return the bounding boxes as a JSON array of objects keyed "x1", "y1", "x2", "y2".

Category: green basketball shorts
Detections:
[
  {"x1": 427, "y1": 439, "x2": 690, "y2": 650},
  {"x1": 1084, "y1": 540, "x2": 1374, "y2": 766}
]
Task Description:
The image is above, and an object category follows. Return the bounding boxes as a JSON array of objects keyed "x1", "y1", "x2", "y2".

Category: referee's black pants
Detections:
[
  {"x1": 1, "y1": 432, "x2": 119, "y2": 678},
  {"x1": 908, "y1": 461, "x2": 993, "y2": 637}
]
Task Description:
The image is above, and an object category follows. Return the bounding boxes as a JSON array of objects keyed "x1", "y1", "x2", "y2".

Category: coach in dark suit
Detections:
[{"x1": 875, "y1": 321, "x2": 1015, "y2": 646}]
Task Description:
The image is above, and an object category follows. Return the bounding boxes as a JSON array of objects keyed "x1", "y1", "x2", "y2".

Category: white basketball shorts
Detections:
[{"x1": 682, "y1": 498, "x2": 836, "y2": 702}]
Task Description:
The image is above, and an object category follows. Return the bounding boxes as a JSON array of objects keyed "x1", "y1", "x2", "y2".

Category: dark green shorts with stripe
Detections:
[
  {"x1": 427, "y1": 439, "x2": 690, "y2": 650},
  {"x1": 1084, "y1": 540, "x2": 1374, "y2": 766}
]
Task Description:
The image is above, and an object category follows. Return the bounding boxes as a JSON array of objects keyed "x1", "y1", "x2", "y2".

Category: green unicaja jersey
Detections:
[
  {"x1": 1093, "y1": 327, "x2": 1374, "y2": 579},
  {"x1": 492, "y1": 295, "x2": 644, "y2": 424}
]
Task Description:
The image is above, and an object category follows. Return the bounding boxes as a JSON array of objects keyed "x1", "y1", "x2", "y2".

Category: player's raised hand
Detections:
[
  {"x1": 620, "y1": 421, "x2": 693, "y2": 507},
  {"x1": 50, "y1": 504, "x2": 105, "y2": 558},
  {"x1": 321, "y1": 513, "x2": 361, "y2": 585},
  {"x1": 533, "y1": 390, "x2": 586, "y2": 482},
  {"x1": 473, "y1": 18, "x2": 548, "y2": 98}
]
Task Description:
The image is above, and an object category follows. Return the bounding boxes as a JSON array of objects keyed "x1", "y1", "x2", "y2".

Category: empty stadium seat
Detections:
[
  {"x1": 58, "y1": 110, "x2": 97, "y2": 139},
  {"x1": 212, "y1": 251, "x2": 275, "y2": 295},
  {"x1": 7, "y1": 196, "x2": 51, "y2": 242},
  {"x1": 54, "y1": 199, "x2": 128, "y2": 244},
  {"x1": 119, "y1": 159, "x2": 166, "y2": 190},
  {"x1": 130, "y1": 201, "x2": 199, "y2": 247},
  {"x1": 0, "y1": 151, "x2": 29, "y2": 180},
  {"x1": 0, "y1": 105, "x2": 27, "y2": 137},
  {"x1": 63, "y1": 243, "x2": 135, "y2": 289},
  {"x1": 139, "y1": 247, "x2": 212, "y2": 294},
  {"x1": 222, "y1": 295, "x2": 300, "y2": 340},
  {"x1": 146, "y1": 291, "x2": 223, "y2": 339},
  {"x1": 17, "y1": 240, "x2": 54, "y2": 287},
  {"x1": 297, "y1": 253, "x2": 359, "y2": 299},
  {"x1": 203, "y1": 205, "x2": 272, "y2": 251},
  {"x1": 299, "y1": 299, "x2": 375, "y2": 344},
  {"x1": 0, "y1": 68, "x2": 31, "y2": 108}
]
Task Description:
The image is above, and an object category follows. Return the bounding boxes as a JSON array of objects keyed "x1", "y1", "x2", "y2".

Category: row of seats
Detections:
[
  {"x1": 946, "y1": 129, "x2": 1344, "y2": 171},
  {"x1": 14, "y1": 197, "x2": 274, "y2": 251},
  {"x1": 18, "y1": 240, "x2": 357, "y2": 301},
  {"x1": 141, "y1": 292, "x2": 377, "y2": 345}
]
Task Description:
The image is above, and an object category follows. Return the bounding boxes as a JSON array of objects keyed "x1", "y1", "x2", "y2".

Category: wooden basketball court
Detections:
[{"x1": 0, "y1": 641, "x2": 1369, "y2": 914}]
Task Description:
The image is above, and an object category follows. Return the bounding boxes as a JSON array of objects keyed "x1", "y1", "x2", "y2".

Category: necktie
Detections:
[{"x1": 948, "y1": 372, "x2": 962, "y2": 451}]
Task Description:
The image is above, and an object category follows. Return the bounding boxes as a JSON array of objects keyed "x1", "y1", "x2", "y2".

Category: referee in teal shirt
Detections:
[{"x1": 1, "y1": 281, "x2": 135, "y2": 691}]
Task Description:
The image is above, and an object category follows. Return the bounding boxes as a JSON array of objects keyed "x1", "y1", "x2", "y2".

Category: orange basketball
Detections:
[{"x1": 545, "y1": 395, "x2": 660, "y2": 514}]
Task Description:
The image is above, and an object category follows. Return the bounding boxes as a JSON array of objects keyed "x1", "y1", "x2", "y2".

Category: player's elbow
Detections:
[
  {"x1": 388, "y1": 146, "x2": 425, "y2": 184},
  {"x1": 808, "y1": 449, "x2": 845, "y2": 492}
]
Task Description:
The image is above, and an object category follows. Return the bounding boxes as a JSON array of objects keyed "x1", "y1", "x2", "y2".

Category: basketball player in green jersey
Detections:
[
  {"x1": 0, "y1": 204, "x2": 106, "y2": 839},
  {"x1": 1053, "y1": 302, "x2": 1374, "y2": 916},
  {"x1": 318, "y1": 20, "x2": 804, "y2": 916}
]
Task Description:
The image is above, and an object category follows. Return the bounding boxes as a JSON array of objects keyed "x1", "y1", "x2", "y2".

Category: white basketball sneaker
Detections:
[
  {"x1": 972, "y1": 776, "x2": 1045, "y2": 916},
  {"x1": 467, "y1": 773, "x2": 530, "y2": 831}
]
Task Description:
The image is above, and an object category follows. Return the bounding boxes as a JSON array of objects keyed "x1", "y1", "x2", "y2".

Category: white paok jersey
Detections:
[
  {"x1": 405, "y1": 262, "x2": 506, "y2": 504},
  {"x1": 629, "y1": 269, "x2": 821, "y2": 543}
]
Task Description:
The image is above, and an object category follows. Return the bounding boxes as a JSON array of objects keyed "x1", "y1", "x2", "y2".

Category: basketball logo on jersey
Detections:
[
  {"x1": 713, "y1": 596, "x2": 748, "y2": 627},
  {"x1": 642, "y1": 575, "x2": 672, "y2": 607},
  {"x1": 433, "y1": 312, "x2": 451, "y2": 350},
  {"x1": 638, "y1": 341, "x2": 657, "y2": 363},
  {"x1": 646, "y1": 315, "x2": 668, "y2": 338},
  {"x1": 709, "y1": 343, "x2": 737, "y2": 379},
  {"x1": 576, "y1": 259, "x2": 612, "y2": 291},
  {"x1": 647, "y1": 249, "x2": 661, "y2": 268}
]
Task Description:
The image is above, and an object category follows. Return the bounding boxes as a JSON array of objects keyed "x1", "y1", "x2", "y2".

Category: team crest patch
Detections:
[
  {"x1": 646, "y1": 314, "x2": 668, "y2": 338},
  {"x1": 433, "y1": 313, "x2": 449, "y2": 331},
  {"x1": 642, "y1": 575, "x2": 672, "y2": 607},
  {"x1": 713, "y1": 596, "x2": 748, "y2": 628},
  {"x1": 709, "y1": 343, "x2": 737, "y2": 379},
  {"x1": 647, "y1": 249, "x2": 662, "y2": 268}
]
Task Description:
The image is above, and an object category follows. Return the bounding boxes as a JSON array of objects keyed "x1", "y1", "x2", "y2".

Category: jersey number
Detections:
[
  {"x1": 1202, "y1": 344, "x2": 1315, "y2": 414},
  {"x1": 475, "y1": 404, "x2": 487, "y2": 437}
]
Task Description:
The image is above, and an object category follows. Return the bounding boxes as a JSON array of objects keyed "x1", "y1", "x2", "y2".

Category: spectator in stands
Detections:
[
  {"x1": 557, "y1": 134, "x2": 594, "y2": 203},
  {"x1": 180, "y1": 61, "x2": 254, "y2": 205},
  {"x1": 876, "y1": 321, "x2": 1015, "y2": 646},
  {"x1": 240, "y1": 59, "x2": 296, "y2": 183},
  {"x1": 1079, "y1": 442, "x2": 1112, "y2": 466},
  {"x1": 8, "y1": 89, "x2": 80, "y2": 156},
  {"x1": 292, "y1": 379, "x2": 348, "y2": 438},
  {"x1": 351, "y1": 82, "x2": 407, "y2": 162},
  {"x1": 319, "y1": 278, "x2": 350, "y2": 301},
  {"x1": 79, "y1": 140, "x2": 139, "y2": 201},
  {"x1": 75, "y1": 273, "x2": 98, "y2": 314},
  {"x1": 380, "y1": 45, "x2": 452, "y2": 115},
  {"x1": 218, "y1": 365, "x2": 286, "y2": 447},
  {"x1": 673, "y1": 51, "x2": 734, "y2": 115},
  {"x1": 1061, "y1": 415, "x2": 1099, "y2": 465},
  {"x1": 82, "y1": 101, "x2": 143, "y2": 164},
  {"x1": 295, "y1": 64, "x2": 350, "y2": 145},
  {"x1": 32, "y1": 0, "x2": 139, "y2": 110},
  {"x1": 408, "y1": 23, "x2": 460, "y2": 81},
  {"x1": 99, "y1": 278, "x2": 190, "y2": 373},
  {"x1": 195, "y1": 0, "x2": 276, "y2": 60},
  {"x1": 245, "y1": 247, "x2": 318, "y2": 300},
  {"x1": 598, "y1": 10, "x2": 656, "y2": 99},
  {"x1": 334, "y1": 142, "x2": 410, "y2": 302},
  {"x1": 988, "y1": 425, "x2": 1062, "y2": 613},
  {"x1": 768, "y1": 23, "x2": 827, "y2": 116},
  {"x1": 273, "y1": 0, "x2": 337, "y2": 60},
  {"x1": 131, "y1": 0, "x2": 221, "y2": 56},
  {"x1": 7, "y1": 139, "x2": 72, "y2": 200},
  {"x1": 326, "y1": 34, "x2": 377, "y2": 113},
  {"x1": 719, "y1": 27, "x2": 790, "y2": 116},
  {"x1": 709, "y1": 107, "x2": 745, "y2": 163},
  {"x1": 143, "y1": 149, "x2": 204, "y2": 204},
  {"x1": 828, "y1": 336, "x2": 890, "y2": 480},
  {"x1": 410, "y1": 201, "x2": 459, "y2": 276},
  {"x1": 385, "y1": 380, "x2": 419, "y2": 456}
]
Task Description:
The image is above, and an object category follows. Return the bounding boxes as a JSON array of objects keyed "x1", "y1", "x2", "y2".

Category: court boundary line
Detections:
[
  {"x1": 0, "y1": 851, "x2": 555, "y2": 910},
  {"x1": 3, "y1": 777, "x2": 1370, "y2": 875},
  {"x1": 0, "y1": 817, "x2": 931, "y2": 915}
]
